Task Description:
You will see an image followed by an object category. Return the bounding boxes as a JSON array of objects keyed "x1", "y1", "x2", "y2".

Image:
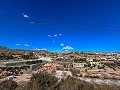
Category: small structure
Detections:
[
  {"x1": 54, "y1": 70, "x2": 72, "y2": 79},
  {"x1": 5, "y1": 75, "x2": 16, "y2": 80},
  {"x1": 73, "y1": 63, "x2": 86, "y2": 68}
]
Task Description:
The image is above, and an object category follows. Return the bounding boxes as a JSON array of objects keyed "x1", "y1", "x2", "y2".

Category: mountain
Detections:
[
  {"x1": 0, "y1": 46, "x2": 10, "y2": 50},
  {"x1": 0, "y1": 46, "x2": 50, "y2": 55},
  {"x1": 0, "y1": 46, "x2": 10, "y2": 53}
]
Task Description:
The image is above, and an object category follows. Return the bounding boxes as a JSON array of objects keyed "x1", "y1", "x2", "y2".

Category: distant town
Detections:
[{"x1": 0, "y1": 46, "x2": 120, "y2": 86}]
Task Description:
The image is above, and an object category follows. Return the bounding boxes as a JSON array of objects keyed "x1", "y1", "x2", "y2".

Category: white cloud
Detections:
[
  {"x1": 59, "y1": 34, "x2": 62, "y2": 36},
  {"x1": 16, "y1": 44, "x2": 20, "y2": 46},
  {"x1": 34, "y1": 48, "x2": 47, "y2": 51},
  {"x1": 60, "y1": 43, "x2": 64, "y2": 46},
  {"x1": 48, "y1": 35, "x2": 51, "y2": 37},
  {"x1": 54, "y1": 34, "x2": 57, "y2": 37},
  {"x1": 22, "y1": 13, "x2": 29, "y2": 18},
  {"x1": 65, "y1": 50, "x2": 69, "y2": 52},
  {"x1": 63, "y1": 46, "x2": 74, "y2": 50},
  {"x1": 24, "y1": 44, "x2": 30, "y2": 46}
]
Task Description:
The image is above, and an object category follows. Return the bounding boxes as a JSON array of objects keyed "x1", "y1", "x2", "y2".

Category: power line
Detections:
[
  {"x1": 0, "y1": 13, "x2": 120, "y2": 29},
  {"x1": 0, "y1": 13, "x2": 120, "y2": 35}
]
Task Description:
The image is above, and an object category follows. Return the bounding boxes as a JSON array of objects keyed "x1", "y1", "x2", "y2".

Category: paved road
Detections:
[
  {"x1": 74, "y1": 76, "x2": 120, "y2": 86},
  {"x1": 0, "y1": 59, "x2": 38, "y2": 67},
  {"x1": 26, "y1": 62, "x2": 46, "y2": 74}
]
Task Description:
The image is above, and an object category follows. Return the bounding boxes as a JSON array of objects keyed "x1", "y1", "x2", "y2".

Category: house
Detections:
[
  {"x1": 38, "y1": 56, "x2": 52, "y2": 62},
  {"x1": 73, "y1": 63, "x2": 86, "y2": 68},
  {"x1": 89, "y1": 61, "x2": 100, "y2": 66}
]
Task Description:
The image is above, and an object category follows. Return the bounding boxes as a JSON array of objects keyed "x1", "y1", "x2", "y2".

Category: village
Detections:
[{"x1": 0, "y1": 50, "x2": 120, "y2": 86}]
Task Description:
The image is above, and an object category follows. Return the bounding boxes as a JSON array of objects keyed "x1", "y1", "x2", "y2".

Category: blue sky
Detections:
[{"x1": 0, "y1": 0, "x2": 120, "y2": 52}]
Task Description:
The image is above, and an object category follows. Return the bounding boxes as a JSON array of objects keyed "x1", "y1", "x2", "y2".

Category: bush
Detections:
[
  {"x1": 74, "y1": 59, "x2": 86, "y2": 63},
  {"x1": 70, "y1": 69, "x2": 80, "y2": 76},
  {"x1": 0, "y1": 80, "x2": 17, "y2": 90},
  {"x1": 22, "y1": 72, "x2": 120, "y2": 90},
  {"x1": 25, "y1": 72, "x2": 58, "y2": 90}
]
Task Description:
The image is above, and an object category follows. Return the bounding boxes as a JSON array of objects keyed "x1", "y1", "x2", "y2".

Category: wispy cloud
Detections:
[
  {"x1": 63, "y1": 46, "x2": 74, "y2": 50},
  {"x1": 60, "y1": 43, "x2": 64, "y2": 46},
  {"x1": 59, "y1": 34, "x2": 62, "y2": 36},
  {"x1": 65, "y1": 50, "x2": 69, "y2": 52},
  {"x1": 24, "y1": 44, "x2": 30, "y2": 46},
  {"x1": 41, "y1": 48, "x2": 47, "y2": 50},
  {"x1": 22, "y1": 13, "x2": 29, "y2": 18},
  {"x1": 34, "y1": 48, "x2": 40, "y2": 50},
  {"x1": 29, "y1": 22, "x2": 34, "y2": 24},
  {"x1": 34, "y1": 48, "x2": 47, "y2": 51},
  {"x1": 16, "y1": 44, "x2": 20, "y2": 46},
  {"x1": 48, "y1": 35, "x2": 51, "y2": 37}
]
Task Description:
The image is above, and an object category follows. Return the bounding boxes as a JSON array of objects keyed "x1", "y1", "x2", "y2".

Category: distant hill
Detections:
[
  {"x1": 0, "y1": 46, "x2": 29, "y2": 55},
  {"x1": 0, "y1": 46, "x2": 10, "y2": 54},
  {"x1": 0, "y1": 46, "x2": 57, "y2": 57},
  {"x1": 0, "y1": 46, "x2": 10, "y2": 50},
  {"x1": 0, "y1": 46, "x2": 51, "y2": 55},
  {"x1": 0, "y1": 46, "x2": 39, "y2": 60}
]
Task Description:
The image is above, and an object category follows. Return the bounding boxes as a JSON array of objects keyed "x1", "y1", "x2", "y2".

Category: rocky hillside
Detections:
[{"x1": 0, "y1": 46, "x2": 10, "y2": 53}]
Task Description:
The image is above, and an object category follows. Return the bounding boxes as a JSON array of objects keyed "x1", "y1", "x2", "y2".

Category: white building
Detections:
[
  {"x1": 38, "y1": 56, "x2": 52, "y2": 62},
  {"x1": 73, "y1": 63, "x2": 86, "y2": 68},
  {"x1": 54, "y1": 70, "x2": 72, "y2": 79}
]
